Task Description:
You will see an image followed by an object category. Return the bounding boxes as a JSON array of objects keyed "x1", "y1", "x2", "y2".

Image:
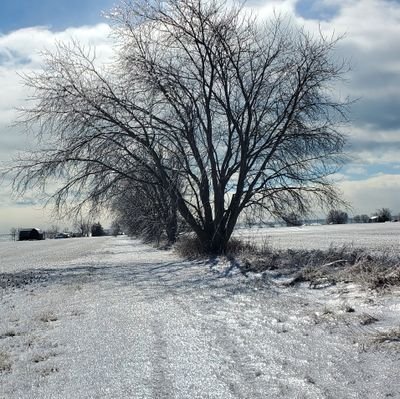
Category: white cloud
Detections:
[
  {"x1": 0, "y1": 24, "x2": 114, "y2": 232},
  {"x1": 339, "y1": 174, "x2": 400, "y2": 215},
  {"x1": 0, "y1": 24, "x2": 113, "y2": 66},
  {"x1": 344, "y1": 165, "x2": 367, "y2": 175},
  {"x1": 258, "y1": 1, "x2": 400, "y2": 168},
  {"x1": 0, "y1": 24, "x2": 114, "y2": 156}
]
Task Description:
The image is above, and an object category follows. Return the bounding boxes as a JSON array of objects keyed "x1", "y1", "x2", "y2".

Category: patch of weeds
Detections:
[
  {"x1": 38, "y1": 312, "x2": 58, "y2": 323},
  {"x1": 39, "y1": 366, "x2": 59, "y2": 377},
  {"x1": 25, "y1": 337, "x2": 36, "y2": 349},
  {"x1": 374, "y1": 327, "x2": 400, "y2": 344},
  {"x1": 342, "y1": 304, "x2": 355, "y2": 313},
  {"x1": 32, "y1": 354, "x2": 48, "y2": 364},
  {"x1": 174, "y1": 236, "x2": 207, "y2": 259},
  {"x1": 346, "y1": 261, "x2": 400, "y2": 290},
  {"x1": 304, "y1": 375, "x2": 316, "y2": 385},
  {"x1": 239, "y1": 245, "x2": 400, "y2": 291},
  {"x1": 372, "y1": 328, "x2": 400, "y2": 346},
  {"x1": 359, "y1": 313, "x2": 379, "y2": 326},
  {"x1": 321, "y1": 307, "x2": 335, "y2": 316},
  {"x1": 312, "y1": 307, "x2": 344, "y2": 325},
  {"x1": 0, "y1": 351, "x2": 12, "y2": 373},
  {"x1": 32, "y1": 352, "x2": 57, "y2": 364},
  {"x1": 0, "y1": 330, "x2": 18, "y2": 339},
  {"x1": 175, "y1": 235, "x2": 258, "y2": 259},
  {"x1": 0, "y1": 271, "x2": 49, "y2": 290}
]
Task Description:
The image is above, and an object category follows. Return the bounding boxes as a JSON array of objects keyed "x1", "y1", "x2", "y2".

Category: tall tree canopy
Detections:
[{"x1": 11, "y1": 0, "x2": 348, "y2": 253}]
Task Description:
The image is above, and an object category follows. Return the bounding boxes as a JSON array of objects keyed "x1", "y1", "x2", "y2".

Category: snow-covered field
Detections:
[
  {"x1": 237, "y1": 222, "x2": 400, "y2": 252},
  {"x1": 1, "y1": 234, "x2": 399, "y2": 398}
]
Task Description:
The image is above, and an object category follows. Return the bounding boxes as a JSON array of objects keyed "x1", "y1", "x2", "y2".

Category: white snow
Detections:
[
  {"x1": 236, "y1": 222, "x2": 400, "y2": 253},
  {"x1": 1, "y1": 235, "x2": 399, "y2": 398}
]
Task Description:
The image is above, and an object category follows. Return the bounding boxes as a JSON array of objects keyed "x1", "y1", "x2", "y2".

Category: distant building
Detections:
[{"x1": 18, "y1": 228, "x2": 45, "y2": 241}]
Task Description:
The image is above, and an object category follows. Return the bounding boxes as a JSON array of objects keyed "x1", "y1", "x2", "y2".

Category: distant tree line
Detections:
[
  {"x1": 326, "y1": 207, "x2": 395, "y2": 225},
  {"x1": 278, "y1": 207, "x2": 396, "y2": 227},
  {"x1": 353, "y1": 208, "x2": 393, "y2": 224}
]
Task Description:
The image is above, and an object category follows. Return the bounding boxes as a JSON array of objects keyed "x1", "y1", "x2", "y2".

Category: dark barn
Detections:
[{"x1": 18, "y1": 228, "x2": 45, "y2": 241}]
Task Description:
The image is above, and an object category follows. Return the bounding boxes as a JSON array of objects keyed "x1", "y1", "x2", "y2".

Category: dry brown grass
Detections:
[
  {"x1": 371, "y1": 328, "x2": 400, "y2": 350},
  {"x1": 174, "y1": 236, "x2": 400, "y2": 291},
  {"x1": 239, "y1": 245, "x2": 400, "y2": 290},
  {"x1": 175, "y1": 235, "x2": 258, "y2": 259}
]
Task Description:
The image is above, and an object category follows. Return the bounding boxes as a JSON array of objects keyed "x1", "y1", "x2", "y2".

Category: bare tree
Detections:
[
  {"x1": 10, "y1": 227, "x2": 17, "y2": 241},
  {"x1": 282, "y1": 212, "x2": 303, "y2": 227},
  {"x1": 326, "y1": 209, "x2": 348, "y2": 224},
  {"x1": 73, "y1": 212, "x2": 93, "y2": 237},
  {"x1": 353, "y1": 214, "x2": 369, "y2": 223},
  {"x1": 112, "y1": 178, "x2": 179, "y2": 244},
  {"x1": 91, "y1": 222, "x2": 105, "y2": 237},
  {"x1": 46, "y1": 225, "x2": 59, "y2": 239},
  {"x1": 374, "y1": 208, "x2": 392, "y2": 223},
  {"x1": 10, "y1": 0, "x2": 348, "y2": 254}
]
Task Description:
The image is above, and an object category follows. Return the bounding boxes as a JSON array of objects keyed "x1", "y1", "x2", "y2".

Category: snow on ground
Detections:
[
  {"x1": 236, "y1": 222, "x2": 400, "y2": 253},
  {"x1": 0, "y1": 235, "x2": 399, "y2": 398}
]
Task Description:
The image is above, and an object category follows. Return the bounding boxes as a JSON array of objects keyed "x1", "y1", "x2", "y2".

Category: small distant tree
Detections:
[
  {"x1": 111, "y1": 221, "x2": 122, "y2": 236},
  {"x1": 74, "y1": 213, "x2": 93, "y2": 237},
  {"x1": 353, "y1": 214, "x2": 369, "y2": 223},
  {"x1": 10, "y1": 227, "x2": 17, "y2": 241},
  {"x1": 46, "y1": 225, "x2": 59, "y2": 239},
  {"x1": 326, "y1": 209, "x2": 348, "y2": 224},
  {"x1": 374, "y1": 208, "x2": 392, "y2": 223},
  {"x1": 281, "y1": 212, "x2": 302, "y2": 227},
  {"x1": 91, "y1": 222, "x2": 105, "y2": 237},
  {"x1": 112, "y1": 179, "x2": 179, "y2": 244}
]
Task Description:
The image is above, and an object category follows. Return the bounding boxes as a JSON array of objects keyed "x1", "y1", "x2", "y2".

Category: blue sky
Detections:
[
  {"x1": 0, "y1": 0, "x2": 115, "y2": 33},
  {"x1": 295, "y1": 0, "x2": 340, "y2": 20},
  {"x1": 0, "y1": 0, "x2": 400, "y2": 232}
]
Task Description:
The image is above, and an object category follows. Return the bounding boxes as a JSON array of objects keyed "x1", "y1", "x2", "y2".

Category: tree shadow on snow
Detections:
[{"x1": 0, "y1": 257, "x2": 254, "y2": 299}]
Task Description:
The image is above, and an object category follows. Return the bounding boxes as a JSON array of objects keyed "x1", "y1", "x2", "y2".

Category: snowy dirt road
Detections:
[{"x1": 1, "y1": 237, "x2": 399, "y2": 398}]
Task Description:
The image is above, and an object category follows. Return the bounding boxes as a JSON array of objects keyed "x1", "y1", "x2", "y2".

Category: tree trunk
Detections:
[{"x1": 165, "y1": 207, "x2": 178, "y2": 244}]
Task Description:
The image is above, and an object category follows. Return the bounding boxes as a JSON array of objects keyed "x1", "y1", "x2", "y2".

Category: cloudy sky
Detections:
[{"x1": 0, "y1": 0, "x2": 399, "y2": 233}]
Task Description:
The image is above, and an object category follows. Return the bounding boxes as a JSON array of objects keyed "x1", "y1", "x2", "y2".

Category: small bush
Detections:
[
  {"x1": 91, "y1": 222, "x2": 105, "y2": 237},
  {"x1": 281, "y1": 212, "x2": 302, "y2": 227},
  {"x1": 175, "y1": 236, "x2": 206, "y2": 258},
  {"x1": 326, "y1": 209, "x2": 348, "y2": 224},
  {"x1": 175, "y1": 236, "x2": 258, "y2": 258},
  {"x1": 225, "y1": 238, "x2": 258, "y2": 255}
]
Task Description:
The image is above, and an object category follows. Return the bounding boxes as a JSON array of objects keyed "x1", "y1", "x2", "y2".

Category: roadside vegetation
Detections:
[{"x1": 176, "y1": 236, "x2": 400, "y2": 291}]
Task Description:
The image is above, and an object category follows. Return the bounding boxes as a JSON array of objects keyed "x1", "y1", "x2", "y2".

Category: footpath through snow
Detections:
[{"x1": 0, "y1": 236, "x2": 399, "y2": 398}]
